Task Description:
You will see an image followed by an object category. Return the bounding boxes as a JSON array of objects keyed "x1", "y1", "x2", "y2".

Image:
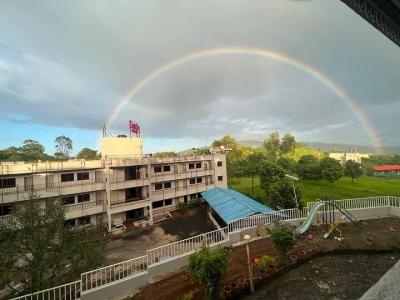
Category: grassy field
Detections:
[{"x1": 228, "y1": 176, "x2": 400, "y2": 205}]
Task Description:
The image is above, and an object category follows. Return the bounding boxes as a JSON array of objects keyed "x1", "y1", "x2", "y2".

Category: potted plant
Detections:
[{"x1": 237, "y1": 277, "x2": 247, "y2": 288}]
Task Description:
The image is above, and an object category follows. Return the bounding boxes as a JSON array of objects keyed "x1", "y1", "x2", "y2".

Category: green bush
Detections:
[
  {"x1": 270, "y1": 227, "x2": 295, "y2": 253},
  {"x1": 188, "y1": 245, "x2": 230, "y2": 300},
  {"x1": 177, "y1": 198, "x2": 204, "y2": 212}
]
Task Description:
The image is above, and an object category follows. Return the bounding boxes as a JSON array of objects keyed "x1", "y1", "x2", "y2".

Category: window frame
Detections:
[
  {"x1": 152, "y1": 200, "x2": 164, "y2": 209},
  {"x1": 77, "y1": 193, "x2": 90, "y2": 203},
  {"x1": 155, "y1": 183, "x2": 163, "y2": 190},
  {"x1": 77, "y1": 172, "x2": 89, "y2": 181},
  {"x1": 196, "y1": 162, "x2": 202, "y2": 169},
  {"x1": 218, "y1": 176, "x2": 223, "y2": 182},
  {"x1": 189, "y1": 178, "x2": 196, "y2": 185},
  {"x1": 188, "y1": 163, "x2": 195, "y2": 170},
  {"x1": 163, "y1": 181, "x2": 172, "y2": 189},
  {"x1": 163, "y1": 165, "x2": 171, "y2": 172},
  {"x1": 196, "y1": 177, "x2": 203, "y2": 183},
  {"x1": 61, "y1": 173, "x2": 74, "y2": 182},
  {"x1": 154, "y1": 166, "x2": 162, "y2": 173},
  {"x1": 0, "y1": 178, "x2": 16, "y2": 189},
  {"x1": 217, "y1": 161, "x2": 223, "y2": 167},
  {"x1": 62, "y1": 196, "x2": 75, "y2": 206}
]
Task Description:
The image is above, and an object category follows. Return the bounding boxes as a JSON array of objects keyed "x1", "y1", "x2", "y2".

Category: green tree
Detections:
[
  {"x1": 277, "y1": 157, "x2": 298, "y2": 174},
  {"x1": 297, "y1": 155, "x2": 322, "y2": 180},
  {"x1": 280, "y1": 133, "x2": 296, "y2": 156},
  {"x1": 263, "y1": 132, "x2": 280, "y2": 161},
  {"x1": 55, "y1": 135, "x2": 73, "y2": 158},
  {"x1": 345, "y1": 160, "x2": 363, "y2": 183},
  {"x1": 243, "y1": 150, "x2": 265, "y2": 196},
  {"x1": 155, "y1": 151, "x2": 177, "y2": 157},
  {"x1": 20, "y1": 139, "x2": 45, "y2": 160},
  {"x1": 188, "y1": 245, "x2": 230, "y2": 300},
  {"x1": 212, "y1": 135, "x2": 238, "y2": 150},
  {"x1": 269, "y1": 179, "x2": 302, "y2": 209},
  {"x1": 320, "y1": 157, "x2": 343, "y2": 184},
  {"x1": 0, "y1": 193, "x2": 104, "y2": 296},
  {"x1": 259, "y1": 161, "x2": 285, "y2": 191},
  {"x1": 76, "y1": 148, "x2": 98, "y2": 160}
]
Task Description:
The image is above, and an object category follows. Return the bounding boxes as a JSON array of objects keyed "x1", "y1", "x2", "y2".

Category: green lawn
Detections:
[{"x1": 228, "y1": 176, "x2": 400, "y2": 205}]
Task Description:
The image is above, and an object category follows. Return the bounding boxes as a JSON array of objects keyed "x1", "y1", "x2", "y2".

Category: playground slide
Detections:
[{"x1": 294, "y1": 201, "x2": 325, "y2": 234}]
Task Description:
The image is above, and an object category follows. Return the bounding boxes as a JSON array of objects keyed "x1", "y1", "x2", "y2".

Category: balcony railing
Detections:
[
  {"x1": 0, "y1": 179, "x2": 105, "y2": 195},
  {"x1": 0, "y1": 159, "x2": 103, "y2": 175},
  {"x1": 110, "y1": 197, "x2": 149, "y2": 208},
  {"x1": 63, "y1": 200, "x2": 104, "y2": 212},
  {"x1": 109, "y1": 176, "x2": 149, "y2": 183}
]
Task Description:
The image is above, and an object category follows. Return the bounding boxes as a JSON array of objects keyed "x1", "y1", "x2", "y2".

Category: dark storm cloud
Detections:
[{"x1": 0, "y1": 0, "x2": 399, "y2": 146}]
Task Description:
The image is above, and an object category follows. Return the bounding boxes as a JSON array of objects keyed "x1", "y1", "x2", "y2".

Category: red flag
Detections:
[{"x1": 129, "y1": 120, "x2": 140, "y2": 134}]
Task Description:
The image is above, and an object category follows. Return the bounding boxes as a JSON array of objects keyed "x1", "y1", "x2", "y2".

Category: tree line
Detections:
[
  {"x1": 0, "y1": 136, "x2": 100, "y2": 162},
  {"x1": 213, "y1": 133, "x2": 363, "y2": 209}
]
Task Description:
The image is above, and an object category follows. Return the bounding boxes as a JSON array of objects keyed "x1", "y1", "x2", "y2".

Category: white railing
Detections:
[
  {"x1": 81, "y1": 255, "x2": 147, "y2": 292},
  {"x1": 227, "y1": 207, "x2": 310, "y2": 232},
  {"x1": 306, "y1": 196, "x2": 394, "y2": 210},
  {"x1": 147, "y1": 227, "x2": 228, "y2": 265},
  {"x1": 64, "y1": 201, "x2": 104, "y2": 212},
  {"x1": 11, "y1": 281, "x2": 80, "y2": 300},
  {"x1": 12, "y1": 195, "x2": 400, "y2": 298}
]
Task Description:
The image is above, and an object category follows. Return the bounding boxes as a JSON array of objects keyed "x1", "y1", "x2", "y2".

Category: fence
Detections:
[
  {"x1": 80, "y1": 256, "x2": 147, "y2": 292},
  {"x1": 306, "y1": 196, "x2": 397, "y2": 210},
  {"x1": 10, "y1": 196, "x2": 400, "y2": 299},
  {"x1": 147, "y1": 227, "x2": 229, "y2": 265},
  {"x1": 227, "y1": 207, "x2": 310, "y2": 232},
  {"x1": 11, "y1": 281, "x2": 80, "y2": 300}
]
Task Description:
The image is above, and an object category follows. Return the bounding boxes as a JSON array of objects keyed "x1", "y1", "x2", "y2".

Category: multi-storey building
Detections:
[{"x1": 0, "y1": 136, "x2": 227, "y2": 231}]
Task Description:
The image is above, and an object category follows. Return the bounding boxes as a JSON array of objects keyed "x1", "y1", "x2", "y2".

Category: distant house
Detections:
[
  {"x1": 329, "y1": 151, "x2": 370, "y2": 165},
  {"x1": 373, "y1": 165, "x2": 400, "y2": 177}
]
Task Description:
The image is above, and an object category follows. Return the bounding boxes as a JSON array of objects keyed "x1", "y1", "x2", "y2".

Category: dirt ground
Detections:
[
  {"x1": 102, "y1": 207, "x2": 215, "y2": 264},
  {"x1": 139, "y1": 217, "x2": 400, "y2": 300},
  {"x1": 243, "y1": 253, "x2": 400, "y2": 300}
]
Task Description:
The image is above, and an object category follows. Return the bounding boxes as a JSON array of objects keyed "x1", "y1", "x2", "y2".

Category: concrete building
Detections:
[
  {"x1": 329, "y1": 151, "x2": 370, "y2": 165},
  {"x1": 373, "y1": 165, "x2": 400, "y2": 177},
  {"x1": 0, "y1": 136, "x2": 227, "y2": 231}
]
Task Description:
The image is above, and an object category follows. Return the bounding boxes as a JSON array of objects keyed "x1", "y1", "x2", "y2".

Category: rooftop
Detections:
[
  {"x1": 373, "y1": 165, "x2": 400, "y2": 171},
  {"x1": 201, "y1": 188, "x2": 274, "y2": 223}
]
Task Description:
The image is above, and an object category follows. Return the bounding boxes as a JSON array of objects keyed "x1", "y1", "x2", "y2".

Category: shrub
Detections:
[
  {"x1": 177, "y1": 201, "x2": 189, "y2": 213},
  {"x1": 270, "y1": 227, "x2": 295, "y2": 253},
  {"x1": 188, "y1": 245, "x2": 230, "y2": 300}
]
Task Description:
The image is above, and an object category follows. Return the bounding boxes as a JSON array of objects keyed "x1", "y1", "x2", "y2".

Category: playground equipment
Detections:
[
  {"x1": 294, "y1": 201, "x2": 324, "y2": 234},
  {"x1": 294, "y1": 199, "x2": 359, "y2": 239}
]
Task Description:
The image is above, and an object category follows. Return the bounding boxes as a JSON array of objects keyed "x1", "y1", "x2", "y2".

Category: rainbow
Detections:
[{"x1": 106, "y1": 47, "x2": 383, "y2": 153}]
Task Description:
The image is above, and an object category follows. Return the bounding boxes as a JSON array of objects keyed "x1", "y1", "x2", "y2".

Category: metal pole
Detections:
[
  {"x1": 291, "y1": 179, "x2": 299, "y2": 208},
  {"x1": 246, "y1": 241, "x2": 254, "y2": 293}
]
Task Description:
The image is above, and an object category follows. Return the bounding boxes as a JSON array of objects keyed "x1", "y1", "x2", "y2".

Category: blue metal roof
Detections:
[{"x1": 201, "y1": 188, "x2": 274, "y2": 223}]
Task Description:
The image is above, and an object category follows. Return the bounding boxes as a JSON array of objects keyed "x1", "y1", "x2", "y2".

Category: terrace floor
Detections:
[
  {"x1": 243, "y1": 253, "x2": 400, "y2": 300},
  {"x1": 101, "y1": 207, "x2": 215, "y2": 264}
]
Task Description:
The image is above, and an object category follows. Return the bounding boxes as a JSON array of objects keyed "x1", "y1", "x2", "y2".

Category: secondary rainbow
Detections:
[{"x1": 106, "y1": 47, "x2": 383, "y2": 153}]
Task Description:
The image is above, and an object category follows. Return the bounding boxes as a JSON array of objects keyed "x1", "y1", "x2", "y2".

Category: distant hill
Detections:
[{"x1": 239, "y1": 140, "x2": 400, "y2": 155}]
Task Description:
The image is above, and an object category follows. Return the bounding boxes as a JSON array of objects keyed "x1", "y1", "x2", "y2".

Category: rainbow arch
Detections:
[{"x1": 106, "y1": 46, "x2": 382, "y2": 153}]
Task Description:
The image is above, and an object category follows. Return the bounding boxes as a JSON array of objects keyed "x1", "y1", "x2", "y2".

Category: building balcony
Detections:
[
  {"x1": 149, "y1": 155, "x2": 214, "y2": 164},
  {"x1": 151, "y1": 182, "x2": 214, "y2": 201},
  {"x1": 108, "y1": 177, "x2": 150, "y2": 190},
  {"x1": 150, "y1": 169, "x2": 214, "y2": 182},
  {"x1": 0, "y1": 180, "x2": 105, "y2": 203},
  {"x1": 107, "y1": 157, "x2": 150, "y2": 168},
  {"x1": 0, "y1": 159, "x2": 103, "y2": 175},
  {"x1": 64, "y1": 201, "x2": 105, "y2": 220},
  {"x1": 109, "y1": 197, "x2": 150, "y2": 214}
]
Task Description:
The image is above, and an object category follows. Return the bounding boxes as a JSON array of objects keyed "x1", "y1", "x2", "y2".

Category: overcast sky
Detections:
[{"x1": 0, "y1": 0, "x2": 399, "y2": 154}]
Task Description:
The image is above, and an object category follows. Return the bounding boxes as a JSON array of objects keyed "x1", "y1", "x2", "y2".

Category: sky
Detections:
[{"x1": 0, "y1": 0, "x2": 399, "y2": 155}]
